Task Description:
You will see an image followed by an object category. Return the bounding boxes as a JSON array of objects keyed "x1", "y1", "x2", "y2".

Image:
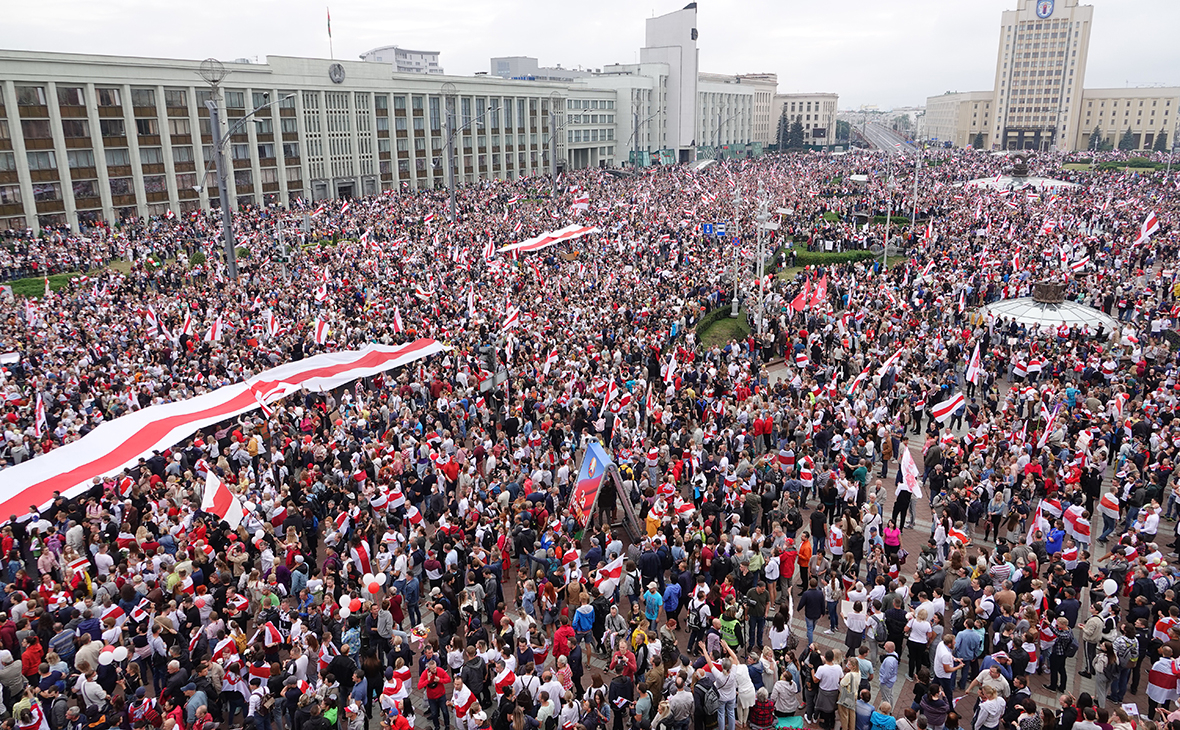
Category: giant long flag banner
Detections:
[
  {"x1": 499, "y1": 224, "x2": 599, "y2": 254},
  {"x1": 0, "y1": 338, "x2": 447, "y2": 518}
]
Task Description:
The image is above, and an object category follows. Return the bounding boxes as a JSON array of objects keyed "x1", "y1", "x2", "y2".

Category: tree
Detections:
[
  {"x1": 1154, "y1": 130, "x2": 1169, "y2": 152},
  {"x1": 1088, "y1": 126, "x2": 1103, "y2": 151},
  {"x1": 1118, "y1": 128, "x2": 1137, "y2": 151},
  {"x1": 836, "y1": 119, "x2": 851, "y2": 142},
  {"x1": 774, "y1": 112, "x2": 790, "y2": 150},
  {"x1": 788, "y1": 116, "x2": 805, "y2": 149},
  {"x1": 972, "y1": 132, "x2": 985, "y2": 149}
]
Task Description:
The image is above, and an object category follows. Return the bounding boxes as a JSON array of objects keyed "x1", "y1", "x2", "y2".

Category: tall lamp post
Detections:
[
  {"x1": 548, "y1": 92, "x2": 564, "y2": 198},
  {"x1": 196, "y1": 92, "x2": 296, "y2": 279},
  {"x1": 442, "y1": 83, "x2": 458, "y2": 221},
  {"x1": 730, "y1": 184, "x2": 742, "y2": 317},
  {"x1": 753, "y1": 182, "x2": 776, "y2": 335},
  {"x1": 440, "y1": 84, "x2": 502, "y2": 220}
]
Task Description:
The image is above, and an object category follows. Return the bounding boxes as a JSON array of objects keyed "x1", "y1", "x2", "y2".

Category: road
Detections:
[{"x1": 863, "y1": 122, "x2": 917, "y2": 157}]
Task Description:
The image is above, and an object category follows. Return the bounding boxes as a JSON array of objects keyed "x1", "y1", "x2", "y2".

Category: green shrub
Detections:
[
  {"x1": 235, "y1": 246, "x2": 250, "y2": 259},
  {"x1": 872, "y1": 215, "x2": 910, "y2": 226},
  {"x1": 822, "y1": 211, "x2": 839, "y2": 222},
  {"x1": 695, "y1": 304, "x2": 738, "y2": 338},
  {"x1": 10, "y1": 272, "x2": 80, "y2": 299},
  {"x1": 189, "y1": 251, "x2": 207, "y2": 267},
  {"x1": 792, "y1": 250, "x2": 879, "y2": 268}
]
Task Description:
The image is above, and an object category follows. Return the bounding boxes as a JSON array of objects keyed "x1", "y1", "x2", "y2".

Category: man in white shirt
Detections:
[
  {"x1": 87, "y1": 545, "x2": 115, "y2": 577},
  {"x1": 933, "y1": 634, "x2": 963, "y2": 698}
]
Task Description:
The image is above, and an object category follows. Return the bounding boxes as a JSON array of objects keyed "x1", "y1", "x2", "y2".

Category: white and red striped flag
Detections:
[
  {"x1": 200, "y1": 469, "x2": 245, "y2": 529},
  {"x1": 312, "y1": 317, "x2": 329, "y2": 345},
  {"x1": 501, "y1": 306, "x2": 521, "y2": 331},
  {"x1": 203, "y1": 316, "x2": 224, "y2": 343},
  {"x1": 965, "y1": 342, "x2": 983, "y2": 385},
  {"x1": 593, "y1": 554, "x2": 625, "y2": 596},
  {"x1": 33, "y1": 391, "x2": 46, "y2": 438},
  {"x1": 931, "y1": 393, "x2": 965, "y2": 423},
  {"x1": 1136, "y1": 211, "x2": 1160, "y2": 244}
]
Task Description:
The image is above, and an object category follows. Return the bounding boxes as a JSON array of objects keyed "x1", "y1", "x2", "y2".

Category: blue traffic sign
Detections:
[
  {"x1": 702, "y1": 222, "x2": 714, "y2": 236},
  {"x1": 716, "y1": 222, "x2": 727, "y2": 236}
]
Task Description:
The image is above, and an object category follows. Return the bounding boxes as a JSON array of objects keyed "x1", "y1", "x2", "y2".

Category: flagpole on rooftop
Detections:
[{"x1": 327, "y1": 8, "x2": 334, "y2": 60}]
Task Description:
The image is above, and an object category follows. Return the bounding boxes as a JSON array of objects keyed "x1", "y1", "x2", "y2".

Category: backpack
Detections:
[
  {"x1": 686, "y1": 603, "x2": 705, "y2": 632},
  {"x1": 702, "y1": 684, "x2": 721, "y2": 717},
  {"x1": 873, "y1": 615, "x2": 888, "y2": 644},
  {"x1": 1065, "y1": 634, "x2": 1080, "y2": 658},
  {"x1": 1115, "y1": 636, "x2": 1139, "y2": 668}
]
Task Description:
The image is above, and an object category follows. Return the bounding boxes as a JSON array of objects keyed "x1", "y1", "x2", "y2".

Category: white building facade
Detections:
[
  {"x1": 0, "y1": 50, "x2": 609, "y2": 231},
  {"x1": 924, "y1": 91, "x2": 993, "y2": 148},
  {"x1": 697, "y1": 73, "x2": 755, "y2": 154},
  {"x1": 772, "y1": 93, "x2": 838, "y2": 148},
  {"x1": 640, "y1": 3, "x2": 699, "y2": 163}
]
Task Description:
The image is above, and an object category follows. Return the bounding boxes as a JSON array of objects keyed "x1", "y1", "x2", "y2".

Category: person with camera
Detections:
[{"x1": 418, "y1": 660, "x2": 453, "y2": 730}]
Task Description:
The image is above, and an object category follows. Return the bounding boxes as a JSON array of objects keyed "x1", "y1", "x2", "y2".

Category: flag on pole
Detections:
[
  {"x1": 931, "y1": 393, "x2": 965, "y2": 423},
  {"x1": 898, "y1": 448, "x2": 924, "y2": 499},
  {"x1": 201, "y1": 470, "x2": 245, "y2": 529},
  {"x1": 312, "y1": 317, "x2": 329, "y2": 345},
  {"x1": 326, "y1": 7, "x2": 332, "y2": 38},
  {"x1": 1136, "y1": 211, "x2": 1160, "y2": 244},
  {"x1": 965, "y1": 342, "x2": 983, "y2": 385},
  {"x1": 33, "y1": 391, "x2": 46, "y2": 438}
]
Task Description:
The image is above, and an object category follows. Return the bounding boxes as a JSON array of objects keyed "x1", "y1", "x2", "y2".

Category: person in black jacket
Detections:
[
  {"x1": 608, "y1": 674, "x2": 635, "y2": 730},
  {"x1": 799, "y1": 579, "x2": 825, "y2": 646}
]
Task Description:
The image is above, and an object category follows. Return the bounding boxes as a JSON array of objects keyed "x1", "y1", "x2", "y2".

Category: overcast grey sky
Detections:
[{"x1": 6, "y1": 0, "x2": 1179, "y2": 108}]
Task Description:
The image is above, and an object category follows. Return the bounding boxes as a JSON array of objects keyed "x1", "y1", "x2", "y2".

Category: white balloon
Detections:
[
  {"x1": 1103, "y1": 579, "x2": 1118, "y2": 595},
  {"x1": 98, "y1": 651, "x2": 114, "y2": 666},
  {"x1": 254, "y1": 530, "x2": 265, "y2": 540},
  {"x1": 339, "y1": 607, "x2": 351, "y2": 619},
  {"x1": 362, "y1": 573, "x2": 375, "y2": 585},
  {"x1": 340, "y1": 594, "x2": 351, "y2": 607},
  {"x1": 112, "y1": 646, "x2": 129, "y2": 662},
  {"x1": 245, "y1": 502, "x2": 257, "y2": 514},
  {"x1": 376, "y1": 573, "x2": 387, "y2": 586}
]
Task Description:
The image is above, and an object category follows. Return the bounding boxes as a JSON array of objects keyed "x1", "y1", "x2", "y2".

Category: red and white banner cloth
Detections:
[
  {"x1": 0, "y1": 339, "x2": 447, "y2": 517},
  {"x1": 498, "y1": 224, "x2": 599, "y2": 254}
]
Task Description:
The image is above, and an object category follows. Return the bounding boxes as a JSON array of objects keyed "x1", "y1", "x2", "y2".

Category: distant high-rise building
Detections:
[
  {"x1": 360, "y1": 46, "x2": 443, "y2": 75},
  {"x1": 991, "y1": 0, "x2": 1093, "y2": 151},
  {"x1": 640, "y1": 3, "x2": 699, "y2": 163}
]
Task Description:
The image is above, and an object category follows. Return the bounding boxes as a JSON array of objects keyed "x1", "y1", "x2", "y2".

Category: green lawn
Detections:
[
  {"x1": 700, "y1": 312, "x2": 751, "y2": 349},
  {"x1": 1062, "y1": 163, "x2": 1093, "y2": 171},
  {"x1": 8, "y1": 272, "x2": 82, "y2": 298}
]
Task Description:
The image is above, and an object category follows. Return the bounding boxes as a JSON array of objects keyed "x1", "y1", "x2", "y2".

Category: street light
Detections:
[
  {"x1": 442, "y1": 83, "x2": 458, "y2": 221},
  {"x1": 753, "y1": 182, "x2": 776, "y2": 335},
  {"x1": 716, "y1": 109, "x2": 746, "y2": 160},
  {"x1": 730, "y1": 184, "x2": 742, "y2": 317},
  {"x1": 440, "y1": 84, "x2": 503, "y2": 220},
  {"x1": 626, "y1": 106, "x2": 661, "y2": 168},
  {"x1": 548, "y1": 91, "x2": 564, "y2": 198},
  {"x1": 194, "y1": 92, "x2": 296, "y2": 279}
]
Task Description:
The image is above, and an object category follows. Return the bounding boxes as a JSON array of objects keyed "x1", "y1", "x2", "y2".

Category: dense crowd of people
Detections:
[{"x1": 0, "y1": 146, "x2": 1176, "y2": 730}]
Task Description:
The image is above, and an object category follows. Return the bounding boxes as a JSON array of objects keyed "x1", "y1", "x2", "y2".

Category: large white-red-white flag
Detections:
[
  {"x1": 594, "y1": 554, "x2": 625, "y2": 596},
  {"x1": 965, "y1": 342, "x2": 983, "y2": 385},
  {"x1": 501, "y1": 306, "x2": 521, "y2": 331},
  {"x1": 1136, "y1": 211, "x2": 1160, "y2": 245},
  {"x1": 204, "y1": 316, "x2": 224, "y2": 343},
  {"x1": 931, "y1": 393, "x2": 965, "y2": 423},
  {"x1": 33, "y1": 391, "x2": 46, "y2": 438},
  {"x1": 312, "y1": 318, "x2": 329, "y2": 345},
  {"x1": 201, "y1": 469, "x2": 245, "y2": 529},
  {"x1": 897, "y1": 448, "x2": 924, "y2": 499}
]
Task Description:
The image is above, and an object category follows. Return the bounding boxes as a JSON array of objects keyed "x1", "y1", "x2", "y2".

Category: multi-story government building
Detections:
[
  {"x1": 924, "y1": 0, "x2": 1179, "y2": 152},
  {"x1": 0, "y1": 51, "x2": 609, "y2": 231}
]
